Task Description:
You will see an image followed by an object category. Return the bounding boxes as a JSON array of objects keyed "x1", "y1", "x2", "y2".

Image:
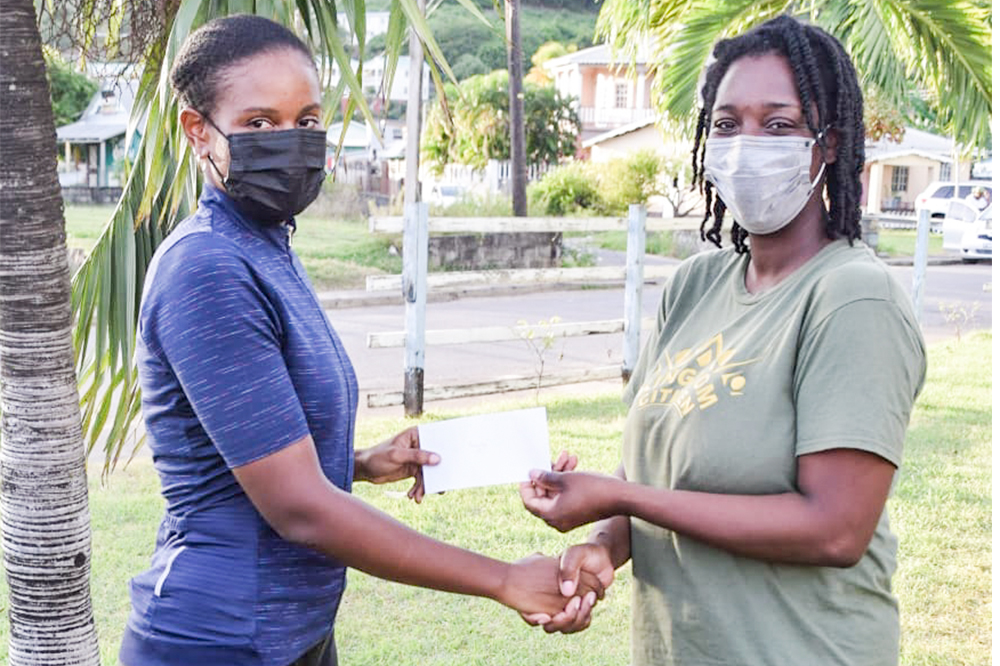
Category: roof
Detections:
[
  {"x1": 582, "y1": 117, "x2": 657, "y2": 148},
  {"x1": 865, "y1": 127, "x2": 956, "y2": 163},
  {"x1": 326, "y1": 121, "x2": 370, "y2": 150},
  {"x1": 545, "y1": 41, "x2": 653, "y2": 71},
  {"x1": 56, "y1": 116, "x2": 127, "y2": 143},
  {"x1": 56, "y1": 78, "x2": 138, "y2": 144},
  {"x1": 866, "y1": 148, "x2": 951, "y2": 165}
]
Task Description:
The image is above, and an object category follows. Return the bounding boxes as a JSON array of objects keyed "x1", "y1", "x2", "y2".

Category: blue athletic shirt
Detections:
[{"x1": 120, "y1": 185, "x2": 359, "y2": 666}]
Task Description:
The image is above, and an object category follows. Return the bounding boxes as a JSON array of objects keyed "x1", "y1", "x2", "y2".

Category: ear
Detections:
[
  {"x1": 179, "y1": 107, "x2": 213, "y2": 158},
  {"x1": 821, "y1": 128, "x2": 839, "y2": 164}
]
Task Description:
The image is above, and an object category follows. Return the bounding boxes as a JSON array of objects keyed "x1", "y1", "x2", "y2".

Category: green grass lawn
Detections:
[
  {"x1": 877, "y1": 228, "x2": 947, "y2": 258},
  {"x1": 0, "y1": 334, "x2": 990, "y2": 664},
  {"x1": 62, "y1": 205, "x2": 402, "y2": 291}
]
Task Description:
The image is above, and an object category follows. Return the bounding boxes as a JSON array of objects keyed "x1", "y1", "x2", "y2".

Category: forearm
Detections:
[
  {"x1": 586, "y1": 515, "x2": 631, "y2": 569},
  {"x1": 586, "y1": 463, "x2": 631, "y2": 568},
  {"x1": 615, "y1": 482, "x2": 862, "y2": 567},
  {"x1": 286, "y1": 484, "x2": 509, "y2": 601}
]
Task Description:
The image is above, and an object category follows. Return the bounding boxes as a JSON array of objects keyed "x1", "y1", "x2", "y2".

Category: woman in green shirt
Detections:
[{"x1": 523, "y1": 16, "x2": 926, "y2": 665}]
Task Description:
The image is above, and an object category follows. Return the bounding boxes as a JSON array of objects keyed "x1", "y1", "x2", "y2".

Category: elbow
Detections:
[
  {"x1": 814, "y1": 530, "x2": 869, "y2": 568},
  {"x1": 264, "y1": 502, "x2": 325, "y2": 548}
]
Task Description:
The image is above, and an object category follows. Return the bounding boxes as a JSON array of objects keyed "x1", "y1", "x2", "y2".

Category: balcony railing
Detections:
[{"x1": 578, "y1": 106, "x2": 658, "y2": 130}]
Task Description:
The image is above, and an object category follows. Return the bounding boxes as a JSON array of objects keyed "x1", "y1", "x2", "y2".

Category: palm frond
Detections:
[{"x1": 73, "y1": 0, "x2": 462, "y2": 474}]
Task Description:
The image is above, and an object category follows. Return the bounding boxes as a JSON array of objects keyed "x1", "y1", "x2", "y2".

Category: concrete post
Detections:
[
  {"x1": 911, "y1": 207, "x2": 930, "y2": 325},
  {"x1": 403, "y1": 202, "x2": 429, "y2": 416},
  {"x1": 622, "y1": 204, "x2": 646, "y2": 383}
]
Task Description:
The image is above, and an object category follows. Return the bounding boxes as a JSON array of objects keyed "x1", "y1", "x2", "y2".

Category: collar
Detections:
[{"x1": 200, "y1": 185, "x2": 295, "y2": 247}]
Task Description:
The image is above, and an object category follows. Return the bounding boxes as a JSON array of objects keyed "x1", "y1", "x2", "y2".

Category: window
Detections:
[
  {"x1": 890, "y1": 166, "x2": 909, "y2": 193},
  {"x1": 939, "y1": 162, "x2": 952, "y2": 181},
  {"x1": 615, "y1": 82, "x2": 628, "y2": 109}
]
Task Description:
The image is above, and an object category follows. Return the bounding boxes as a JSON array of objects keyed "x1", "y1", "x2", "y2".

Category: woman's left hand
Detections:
[
  {"x1": 519, "y1": 470, "x2": 621, "y2": 533},
  {"x1": 355, "y1": 427, "x2": 440, "y2": 502}
]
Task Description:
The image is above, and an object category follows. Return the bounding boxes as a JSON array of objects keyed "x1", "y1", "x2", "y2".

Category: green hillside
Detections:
[{"x1": 367, "y1": 0, "x2": 601, "y2": 79}]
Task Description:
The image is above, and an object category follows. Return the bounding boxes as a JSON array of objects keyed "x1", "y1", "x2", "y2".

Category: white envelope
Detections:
[{"x1": 419, "y1": 407, "x2": 551, "y2": 495}]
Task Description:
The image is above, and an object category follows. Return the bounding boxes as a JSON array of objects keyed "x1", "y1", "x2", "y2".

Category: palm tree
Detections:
[
  {"x1": 1, "y1": 0, "x2": 462, "y2": 657},
  {"x1": 0, "y1": 0, "x2": 101, "y2": 662},
  {"x1": 595, "y1": 0, "x2": 992, "y2": 149}
]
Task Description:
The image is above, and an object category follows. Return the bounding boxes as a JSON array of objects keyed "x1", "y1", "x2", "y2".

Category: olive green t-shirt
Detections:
[{"x1": 622, "y1": 240, "x2": 926, "y2": 666}]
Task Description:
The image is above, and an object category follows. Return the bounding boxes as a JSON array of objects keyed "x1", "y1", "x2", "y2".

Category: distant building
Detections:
[
  {"x1": 545, "y1": 43, "x2": 657, "y2": 142},
  {"x1": 56, "y1": 78, "x2": 139, "y2": 190},
  {"x1": 337, "y1": 11, "x2": 392, "y2": 41},
  {"x1": 358, "y1": 54, "x2": 431, "y2": 104},
  {"x1": 863, "y1": 127, "x2": 977, "y2": 214}
]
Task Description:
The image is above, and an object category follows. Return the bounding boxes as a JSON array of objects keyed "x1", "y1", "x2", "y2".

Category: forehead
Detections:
[
  {"x1": 712, "y1": 52, "x2": 802, "y2": 113},
  {"x1": 214, "y1": 48, "x2": 320, "y2": 115}
]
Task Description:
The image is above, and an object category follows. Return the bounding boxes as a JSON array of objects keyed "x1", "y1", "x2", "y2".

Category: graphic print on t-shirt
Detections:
[{"x1": 633, "y1": 333, "x2": 758, "y2": 417}]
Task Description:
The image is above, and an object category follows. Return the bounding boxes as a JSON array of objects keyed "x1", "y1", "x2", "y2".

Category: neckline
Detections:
[
  {"x1": 201, "y1": 185, "x2": 294, "y2": 248},
  {"x1": 732, "y1": 239, "x2": 849, "y2": 304}
]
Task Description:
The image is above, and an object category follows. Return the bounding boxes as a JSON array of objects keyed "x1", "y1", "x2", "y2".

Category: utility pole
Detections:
[{"x1": 506, "y1": 0, "x2": 527, "y2": 216}]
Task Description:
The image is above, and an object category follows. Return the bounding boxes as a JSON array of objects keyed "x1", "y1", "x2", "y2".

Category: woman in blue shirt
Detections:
[{"x1": 121, "y1": 14, "x2": 598, "y2": 666}]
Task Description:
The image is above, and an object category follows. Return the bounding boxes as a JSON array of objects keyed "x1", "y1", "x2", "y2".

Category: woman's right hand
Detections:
[{"x1": 497, "y1": 553, "x2": 605, "y2": 628}]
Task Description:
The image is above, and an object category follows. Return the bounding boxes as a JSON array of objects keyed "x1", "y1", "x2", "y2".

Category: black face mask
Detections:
[{"x1": 204, "y1": 116, "x2": 327, "y2": 225}]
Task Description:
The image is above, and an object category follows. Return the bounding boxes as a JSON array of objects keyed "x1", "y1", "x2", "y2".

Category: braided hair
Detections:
[
  {"x1": 692, "y1": 15, "x2": 865, "y2": 254},
  {"x1": 170, "y1": 14, "x2": 316, "y2": 116}
]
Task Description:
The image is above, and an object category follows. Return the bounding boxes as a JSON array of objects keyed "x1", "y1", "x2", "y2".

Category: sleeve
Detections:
[
  {"x1": 141, "y1": 235, "x2": 311, "y2": 468},
  {"x1": 794, "y1": 298, "x2": 926, "y2": 466}
]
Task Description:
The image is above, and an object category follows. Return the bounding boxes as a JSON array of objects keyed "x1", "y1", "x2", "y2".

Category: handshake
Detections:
[
  {"x1": 501, "y1": 450, "x2": 620, "y2": 634},
  {"x1": 360, "y1": 430, "x2": 625, "y2": 634},
  {"x1": 499, "y1": 541, "x2": 616, "y2": 634}
]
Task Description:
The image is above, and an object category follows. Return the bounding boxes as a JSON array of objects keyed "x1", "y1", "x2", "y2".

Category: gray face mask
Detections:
[{"x1": 704, "y1": 134, "x2": 826, "y2": 235}]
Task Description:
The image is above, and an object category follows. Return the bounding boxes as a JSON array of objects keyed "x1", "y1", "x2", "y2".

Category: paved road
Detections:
[{"x1": 329, "y1": 259, "x2": 992, "y2": 415}]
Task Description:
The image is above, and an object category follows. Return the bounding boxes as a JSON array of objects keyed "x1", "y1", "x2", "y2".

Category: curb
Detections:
[
  {"x1": 317, "y1": 255, "x2": 969, "y2": 309},
  {"x1": 316, "y1": 280, "x2": 641, "y2": 309}
]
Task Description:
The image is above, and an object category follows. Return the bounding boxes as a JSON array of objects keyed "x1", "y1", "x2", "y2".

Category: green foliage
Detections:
[
  {"x1": 527, "y1": 40, "x2": 576, "y2": 84},
  {"x1": 44, "y1": 49, "x2": 99, "y2": 127},
  {"x1": 422, "y1": 70, "x2": 579, "y2": 172},
  {"x1": 597, "y1": 149, "x2": 665, "y2": 215},
  {"x1": 595, "y1": 0, "x2": 992, "y2": 149},
  {"x1": 421, "y1": 3, "x2": 598, "y2": 77},
  {"x1": 529, "y1": 161, "x2": 603, "y2": 215},
  {"x1": 529, "y1": 151, "x2": 677, "y2": 216}
]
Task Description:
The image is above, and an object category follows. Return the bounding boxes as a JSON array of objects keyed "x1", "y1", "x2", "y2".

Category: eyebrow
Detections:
[
  {"x1": 238, "y1": 103, "x2": 322, "y2": 116},
  {"x1": 714, "y1": 102, "x2": 802, "y2": 113}
]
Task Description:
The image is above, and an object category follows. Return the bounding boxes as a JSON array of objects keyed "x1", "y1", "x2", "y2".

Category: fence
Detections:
[{"x1": 364, "y1": 204, "x2": 683, "y2": 414}]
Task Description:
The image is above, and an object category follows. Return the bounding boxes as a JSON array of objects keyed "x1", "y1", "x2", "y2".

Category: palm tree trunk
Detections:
[
  {"x1": 0, "y1": 0, "x2": 101, "y2": 663},
  {"x1": 506, "y1": 0, "x2": 527, "y2": 217}
]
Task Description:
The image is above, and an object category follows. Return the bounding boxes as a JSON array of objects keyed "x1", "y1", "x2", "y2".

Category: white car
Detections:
[
  {"x1": 915, "y1": 181, "x2": 992, "y2": 219},
  {"x1": 942, "y1": 201, "x2": 991, "y2": 263}
]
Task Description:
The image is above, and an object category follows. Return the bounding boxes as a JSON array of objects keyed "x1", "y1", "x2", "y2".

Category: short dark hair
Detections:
[
  {"x1": 170, "y1": 14, "x2": 315, "y2": 116},
  {"x1": 692, "y1": 15, "x2": 865, "y2": 253}
]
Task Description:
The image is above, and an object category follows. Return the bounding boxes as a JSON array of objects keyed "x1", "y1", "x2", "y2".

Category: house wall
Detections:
[
  {"x1": 865, "y1": 156, "x2": 975, "y2": 213},
  {"x1": 589, "y1": 126, "x2": 665, "y2": 162}
]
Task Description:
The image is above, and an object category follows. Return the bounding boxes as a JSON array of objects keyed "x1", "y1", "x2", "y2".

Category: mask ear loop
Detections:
[
  {"x1": 198, "y1": 110, "x2": 230, "y2": 186},
  {"x1": 810, "y1": 124, "x2": 832, "y2": 193}
]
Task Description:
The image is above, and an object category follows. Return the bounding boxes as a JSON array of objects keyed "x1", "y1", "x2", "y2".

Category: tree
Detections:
[
  {"x1": 595, "y1": 0, "x2": 992, "y2": 149},
  {"x1": 1, "y1": 1, "x2": 102, "y2": 663},
  {"x1": 422, "y1": 70, "x2": 579, "y2": 173},
  {"x1": 43, "y1": 50, "x2": 99, "y2": 127},
  {"x1": 525, "y1": 40, "x2": 575, "y2": 85},
  {"x1": 1, "y1": 0, "x2": 467, "y2": 659},
  {"x1": 507, "y1": 0, "x2": 528, "y2": 215}
]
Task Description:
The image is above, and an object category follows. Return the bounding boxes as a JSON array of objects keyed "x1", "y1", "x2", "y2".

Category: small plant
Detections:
[
  {"x1": 938, "y1": 300, "x2": 980, "y2": 341},
  {"x1": 515, "y1": 316, "x2": 564, "y2": 400},
  {"x1": 529, "y1": 163, "x2": 602, "y2": 215}
]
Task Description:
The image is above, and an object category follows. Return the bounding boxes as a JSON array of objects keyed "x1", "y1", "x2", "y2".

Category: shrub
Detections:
[
  {"x1": 597, "y1": 149, "x2": 665, "y2": 215},
  {"x1": 529, "y1": 162, "x2": 603, "y2": 215}
]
